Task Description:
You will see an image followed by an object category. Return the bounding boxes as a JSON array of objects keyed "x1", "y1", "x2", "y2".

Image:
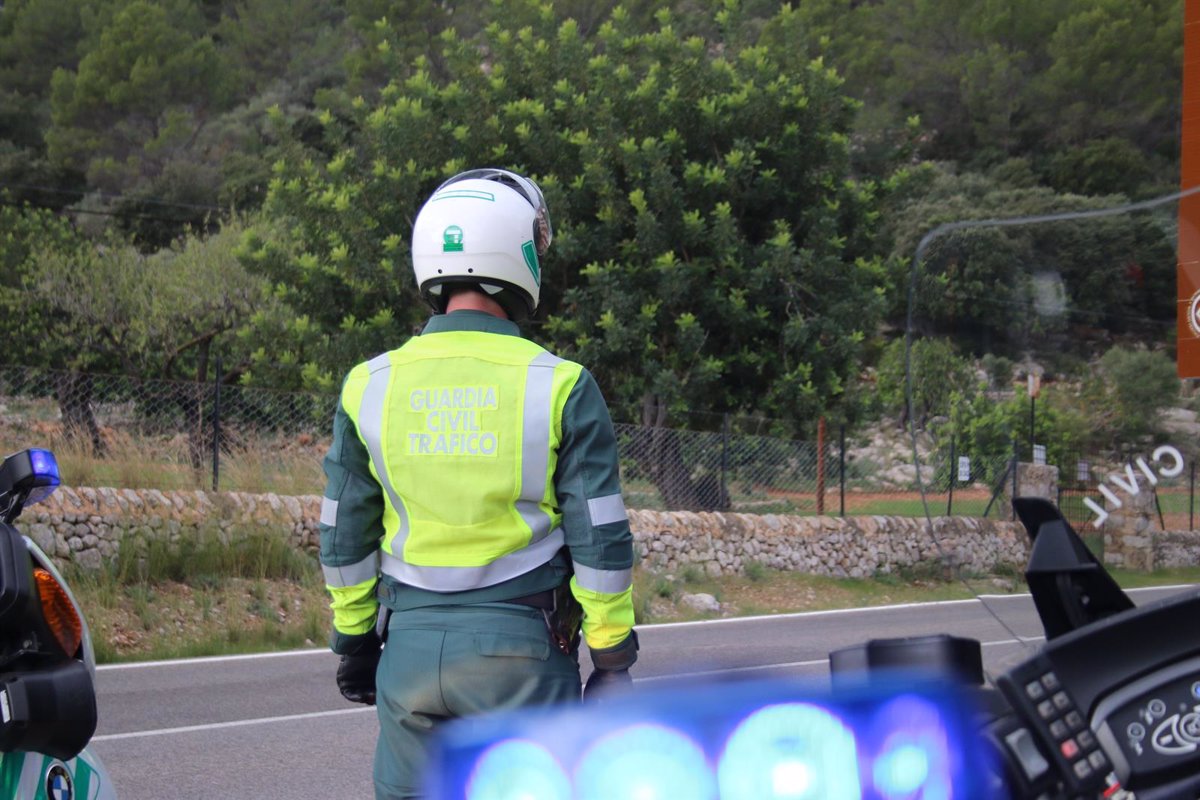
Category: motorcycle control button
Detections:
[
  {"x1": 1042, "y1": 672, "x2": 1061, "y2": 691},
  {"x1": 1004, "y1": 728, "x2": 1051, "y2": 781},
  {"x1": 1061, "y1": 739, "x2": 1080, "y2": 759},
  {"x1": 1077, "y1": 729, "x2": 1096, "y2": 749},
  {"x1": 1065, "y1": 710, "x2": 1084, "y2": 729},
  {"x1": 1052, "y1": 691, "x2": 1072, "y2": 710},
  {"x1": 1050, "y1": 720, "x2": 1069, "y2": 739},
  {"x1": 1073, "y1": 759, "x2": 1093, "y2": 779},
  {"x1": 1038, "y1": 700, "x2": 1056, "y2": 719},
  {"x1": 1088, "y1": 751, "x2": 1107, "y2": 771},
  {"x1": 1026, "y1": 680, "x2": 1046, "y2": 700}
]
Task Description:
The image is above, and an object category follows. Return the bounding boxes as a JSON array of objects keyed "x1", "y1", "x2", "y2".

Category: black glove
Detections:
[
  {"x1": 583, "y1": 667, "x2": 632, "y2": 701},
  {"x1": 582, "y1": 629, "x2": 638, "y2": 702},
  {"x1": 336, "y1": 630, "x2": 382, "y2": 705}
]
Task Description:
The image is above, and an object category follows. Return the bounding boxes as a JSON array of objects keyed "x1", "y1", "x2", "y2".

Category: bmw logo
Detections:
[{"x1": 46, "y1": 763, "x2": 72, "y2": 800}]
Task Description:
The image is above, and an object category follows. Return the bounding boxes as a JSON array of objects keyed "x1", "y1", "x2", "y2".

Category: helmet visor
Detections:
[{"x1": 435, "y1": 168, "x2": 553, "y2": 255}]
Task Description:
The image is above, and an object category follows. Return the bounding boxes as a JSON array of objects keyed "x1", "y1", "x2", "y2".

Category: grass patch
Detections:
[
  {"x1": 67, "y1": 528, "x2": 329, "y2": 663},
  {"x1": 631, "y1": 561, "x2": 1200, "y2": 625},
  {"x1": 68, "y1": 538, "x2": 1200, "y2": 662},
  {"x1": 0, "y1": 422, "x2": 327, "y2": 496},
  {"x1": 1110, "y1": 565, "x2": 1200, "y2": 588},
  {"x1": 743, "y1": 560, "x2": 768, "y2": 582}
]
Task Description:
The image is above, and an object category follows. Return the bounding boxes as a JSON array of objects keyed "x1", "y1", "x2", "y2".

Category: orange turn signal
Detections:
[{"x1": 32, "y1": 568, "x2": 82, "y2": 658}]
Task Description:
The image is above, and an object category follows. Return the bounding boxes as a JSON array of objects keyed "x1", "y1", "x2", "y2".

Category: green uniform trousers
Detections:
[{"x1": 373, "y1": 603, "x2": 582, "y2": 800}]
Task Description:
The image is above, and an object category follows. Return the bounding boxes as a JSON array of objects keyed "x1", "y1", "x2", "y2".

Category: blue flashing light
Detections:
[
  {"x1": 867, "y1": 696, "x2": 954, "y2": 800},
  {"x1": 874, "y1": 744, "x2": 930, "y2": 796},
  {"x1": 465, "y1": 739, "x2": 570, "y2": 800},
  {"x1": 717, "y1": 703, "x2": 861, "y2": 800},
  {"x1": 574, "y1": 723, "x2": 714, "y2": 800},
  {"x1": 424, "y1": 678, "x2": 992, "y2": 800},
  {"x1": 28, "y1": 449, "x2": 60, "y2": 484}
]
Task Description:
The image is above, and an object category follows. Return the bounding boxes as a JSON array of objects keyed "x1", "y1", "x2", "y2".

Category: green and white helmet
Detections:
[{"x1": 412, "y1": 168, "x2": 553, "y2": 319}]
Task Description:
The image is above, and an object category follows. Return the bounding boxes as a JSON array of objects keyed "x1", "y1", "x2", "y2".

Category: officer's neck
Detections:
[{"x1": 444, "y1": 290, "x2": 508, "y2": 319}]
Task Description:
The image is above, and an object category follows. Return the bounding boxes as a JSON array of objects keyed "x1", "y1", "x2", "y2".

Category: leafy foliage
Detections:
[
  {"x1": 1091, "y1": 346, "x2": 1180, "y2": 447},
  {"x1": 250, "y1": 4, "x2": 890, "y2": 433},
  {"x1": 0, "y1": 0, "x2": 1187, "y2": 464},
  {"x1": 31, "y1": 216, "x2": 275, "y2": 382},
  {"x1": 875, "y1": 337, "x2": 978, "y2": 428},
  {"x1": 882, "y1": 165, "x2": 1177, "y2": 355},
  {"x1": 946, "y1": 386, "x2": 1090, "y2": 483}
]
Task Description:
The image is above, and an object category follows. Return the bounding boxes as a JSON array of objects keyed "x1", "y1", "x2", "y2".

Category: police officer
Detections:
[{"x1": 318, "y1": 168, "x2": 639, "y2": 799}]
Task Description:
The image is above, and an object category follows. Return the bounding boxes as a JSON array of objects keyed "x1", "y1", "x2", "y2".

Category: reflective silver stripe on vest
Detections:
[
  {"x1": 320, "y1": 497, "x2": 339, "y2": 527},
  {"x1": 322, "y1": 552, "x2": 379, "y2": 588},
  {"x1": 356, "y1": 353, "x2": 411, "y2": 548},
  {"x1": 573, "y1": 562, "x2": 632, "y2": 594},
  {"x1": 380, "y1": 527, "x2": 566, "y2": 591},
  {"x1": 516, "y1": 351, "x2": 562, "y2": 543},
  {"x1": 587, "y1": 493, "x2": 627, "y2": 527}
]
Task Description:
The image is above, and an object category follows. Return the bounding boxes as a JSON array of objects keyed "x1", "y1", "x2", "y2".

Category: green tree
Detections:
[
  {"x1": 947, "y1": 386, "x2": 1090, "y2": 484},
  {"x1": 875, "y1": 337, "x2": 978, "y2": 428},
  {"x1": 27, "y1": 217, "x2": 279, "y2": 460},
  {"x1": 0, "y1": 0, "x2": 107, "y2": 203},
  {"x1": 216, "y1": 0, "x2": 348, "y2": 96},
  {"x1": 33, "y1": 218, "x2": 272, "y2": 383},
  {"x1": 883, "y1": 165, "x2": 1176, "y2": 356},
  {"x1": 1033, "y1": 0, "x2": 1182, "y2": 161},
  {"x1": 793, "y1": 0, "x2": 1181, "y2": 189},
  {"x1": 249, "y1": 2, "x2": 892, "y2": 507},
  {"x1": 0, "y1": 203, "x2": 85, "y2": 365},
  {"x1": 1089, "y1": 345, "x2": 1179, "y2": 448},
  {"x1": 45, "y1": 0, "x2": 237, "y2": 244}
]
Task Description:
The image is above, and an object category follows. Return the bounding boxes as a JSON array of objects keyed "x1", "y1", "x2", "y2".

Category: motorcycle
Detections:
[
  {"x1": 824, "y1": 496, "x2": 1200, "y2": 799},
  {"x1": 0, "y1": 448, "x2": 114, "y2": 800},
  {"x1": 422, "y1": 497, "x2": 1200, "y2": 799}
]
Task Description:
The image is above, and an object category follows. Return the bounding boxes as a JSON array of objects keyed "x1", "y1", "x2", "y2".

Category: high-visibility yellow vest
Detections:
[{"x1": 340, "y1": 330, "x2": 584, "y2": 592}]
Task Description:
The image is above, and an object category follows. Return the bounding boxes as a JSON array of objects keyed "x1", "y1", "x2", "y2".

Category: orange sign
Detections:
[{"x1": 1178, "y1": 0, "x2": 1200, "y2": 376}]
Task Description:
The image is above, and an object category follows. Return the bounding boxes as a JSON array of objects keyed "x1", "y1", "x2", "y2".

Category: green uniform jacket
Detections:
[{"x1": 319, "y1": 310, "x2": 637, "y2": 669}]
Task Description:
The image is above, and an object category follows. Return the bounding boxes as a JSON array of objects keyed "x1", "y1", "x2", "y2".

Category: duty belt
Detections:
[{"x1": 507, "y1": 585, "x2": 581, "y2": 655}]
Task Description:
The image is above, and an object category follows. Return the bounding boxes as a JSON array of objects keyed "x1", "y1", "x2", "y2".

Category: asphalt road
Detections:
[{"x1": 87, "y1": 585, "x2": 1193, "y2": 799}]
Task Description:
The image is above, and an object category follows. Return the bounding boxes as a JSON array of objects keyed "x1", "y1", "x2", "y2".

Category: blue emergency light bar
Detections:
[
  {"x1": 28, "y1": 449, "x2": 60, "y2": 484},
  {"x1": 24, "y1": 448, "x2": 61, "y2": 506},
  {"x1": 424, "y1": 676, "x2": 998, "y2": 800},
  {"x1": 0, "y1": 448, "x2": 62, "y2": 510}
]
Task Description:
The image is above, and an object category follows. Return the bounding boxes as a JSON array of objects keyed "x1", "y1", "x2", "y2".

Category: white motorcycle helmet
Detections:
[{"x1": 412, "y1": 168, "x2": 553, "y2": 319}]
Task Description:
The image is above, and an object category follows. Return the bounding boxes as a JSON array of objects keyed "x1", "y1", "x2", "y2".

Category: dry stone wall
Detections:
[
  {"x1": 629, "y1": 509, "x2": 1030, "y2": 578},
  {"x1": 17, "y1": 487, "x2": 1044, "y2": 578},
  {"x1": 21, "y1": 487, "x2": 322, "y2": 570}
]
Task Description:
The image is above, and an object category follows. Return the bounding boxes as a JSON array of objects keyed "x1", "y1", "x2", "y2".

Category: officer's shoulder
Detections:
[
  {"x1": 535, "y1": 343, "x2": 588, "y2": 373},
  {"x1": 344, "y1": 350, "x2": 397, "y2": 384}
]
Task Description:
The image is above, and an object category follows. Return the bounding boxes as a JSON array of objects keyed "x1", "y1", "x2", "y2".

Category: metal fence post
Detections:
[
  {"x1": 816, "y1": 417, "x2": 826, "y2": 515},
  {"x1": 946, "y1": 434, "x2": 956, "y2": 516},
  {"x1": 839, "y1": 424, "x2": 846, "y2": 518},
  {"x1": 1011, "y1": 438, "x2": 1019, "y2": 521},
  {"x1": 1191, "y1": 460, "x2": 1196, "y2": 531},
  {"x1": 212, "y1": 356, "x2": 222, "y2": 492},
  {"x1": 720, "y1": 414, "x2": 729, "y2": 510}
]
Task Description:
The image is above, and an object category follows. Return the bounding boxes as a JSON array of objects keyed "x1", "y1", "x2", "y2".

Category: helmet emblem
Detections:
[
  {"x1": 521, "y1": 241, "x2": 540, "y2": 285},
  {"x1": 443, "y1": 226, "x2": 464, "y2": 252}
]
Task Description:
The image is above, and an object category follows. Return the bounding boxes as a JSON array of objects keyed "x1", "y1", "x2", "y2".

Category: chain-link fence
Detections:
[
  {"x1": 3, "y1": 365, "x2": 1197, "y2": 524},
  {"x1": 0, "y1": 366, "x2": 335, "y2": 496}
]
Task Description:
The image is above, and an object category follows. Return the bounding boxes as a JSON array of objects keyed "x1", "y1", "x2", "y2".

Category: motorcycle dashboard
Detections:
[
  {"x1": 998, "y1": 589, "x2": 1200, "y2": 793},
  {"x1": 1092, "y1": 653, "x2": 1200, "y2": 789}
]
